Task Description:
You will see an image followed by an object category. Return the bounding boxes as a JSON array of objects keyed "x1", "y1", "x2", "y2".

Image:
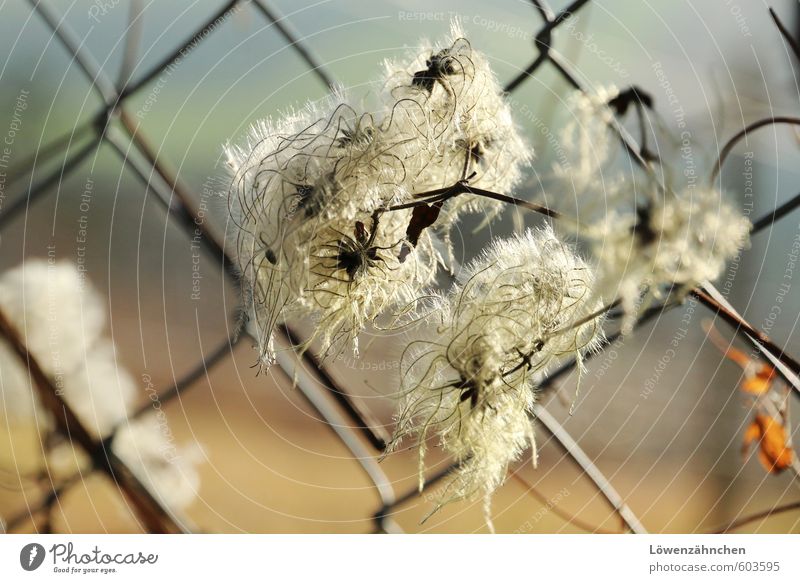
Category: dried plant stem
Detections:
[
  {"x1": 510, "y1": 474, "x2": 618, "y2": 533},
  {"x1": 752, "y1": 191, "x2": 800, "y2": 233},
  {"x1": 769, "y1": 8, "x2": 800, "y2": 61},
  {"x1": 712, "y1": 499, "x2": 800, "y2": 533},
  {"x1": 387, "y1": 178, "x2": 560, "y2": 218},
  {"x1": 691, "y1": 287, "x2": 800, "y2": 396},
  {"x1": 710, "y1": 117, "x2": 800, "y2": 185}
]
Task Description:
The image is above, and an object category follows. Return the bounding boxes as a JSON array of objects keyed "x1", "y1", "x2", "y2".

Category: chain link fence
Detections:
[{"x1": 2, "y1": 0, "x2": 799, "y2": 534}]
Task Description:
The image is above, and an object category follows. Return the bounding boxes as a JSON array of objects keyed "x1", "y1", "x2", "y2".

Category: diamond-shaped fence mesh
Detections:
[{"x1": 1, "y1": 0, "x2": 799, "y2": 534}]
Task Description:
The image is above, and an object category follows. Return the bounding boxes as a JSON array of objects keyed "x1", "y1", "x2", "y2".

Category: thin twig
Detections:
[
  {"x1": 510, "y1": 474, "x2": 618, "y2": 533},
  {"x1": 752, "y1": 190, "x2": 800, "y2": 233},
  {"x1": 388, "y1": 179, "x2": 560, "y2": 218},
  {"x1": 691, "y1": 287, "x2": 800, "y2": 396},
  {"x1": 712, "y1": 499, "x2": 800, "y2": 533},
  {"x1": 710, "y1": 116, "x2": 800, "y2": 185},
  {"x1": 769, "y1": 8, "x2": 800, "y2": 62}
]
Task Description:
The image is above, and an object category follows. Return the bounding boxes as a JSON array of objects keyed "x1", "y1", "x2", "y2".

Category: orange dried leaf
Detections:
[
  {"x1": 706, "y1": 322, "x2": 777, "y2": 395},
  {"x1": 741, "y1": 419, "x2": 761, "y2": 451},
  {"x1": 742, "y1": 414, "x2": 794, "y2": 474},
  {"x1": 741, "y1": 366, "x2": 776, "y2": 396},
  {"x1": 722, "y1": 344, "x2": 753, "y2": 369}
]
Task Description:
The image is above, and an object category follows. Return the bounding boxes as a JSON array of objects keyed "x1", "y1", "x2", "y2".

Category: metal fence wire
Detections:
[{"x1": 2, "y1": 0, "x2": 800, "y2": 534}]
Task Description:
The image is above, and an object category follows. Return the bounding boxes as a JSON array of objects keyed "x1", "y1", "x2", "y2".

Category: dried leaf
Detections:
[
  {"x1": 705, "y1": 321, "x2": 777, "y2": 395},
  {"x1": 741, "y1": 367, "x2": 776, "y2": 396},
  {"x1": 742, "y1": 414, "x2": 794, "y2": 474},
  {"x1": 399, "y1": 202, "x2": 443, "y2": 262},
  {"x1": 721, "y1": 344, "x2": 752, "y2": 369}
]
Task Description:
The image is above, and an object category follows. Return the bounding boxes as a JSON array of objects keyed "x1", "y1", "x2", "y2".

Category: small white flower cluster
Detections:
[
  {"x1": 226, "y1": 22, "x2": 530, "y2": 366},
  {"x1": 0, "y1": 261, "x2": 201, "y2": 512},
  {"x1": 387, "y1": 227, "x2": 604, "y2": 526},
  {"x1": 552, "y1": 86, "x2": 752, "y2": 328}
]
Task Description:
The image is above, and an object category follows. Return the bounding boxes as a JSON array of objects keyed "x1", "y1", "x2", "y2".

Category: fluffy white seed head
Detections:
[
  {"x1": 551, "y1": 85, "x2": 625, "y2": 218},
  {"x1": 0, "y1": 260, "x2": 109, "y2": 426},
  {"x1": 227, "y1": 26, "x2": 531, "y2": 366},
  {"x1": 0, "y1": 260, "x2": 202, "y2": 510},
  {"x1": 382, "y1": 21, "x2": 532, "y2": 225},
  {"x1": 226, "y1": 97, "x2": 441, "y2": 364},
  {"x1": 112, "y1": 415, "x2": 203, "y2": 512},
  {"x1": 0, "y1": 260, "x2": 105, "y2": 384},
  {"x1": 389, "y1": 227, "x2": 604, "y2": 514},
  {"x1": 591, "y1": 186, "x2": 752, "y2": 325}
]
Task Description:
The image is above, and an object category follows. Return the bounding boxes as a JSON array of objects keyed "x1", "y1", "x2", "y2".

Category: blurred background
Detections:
[{"x1": 1, "y1": 0, "x2": 799, "y2": 533}]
